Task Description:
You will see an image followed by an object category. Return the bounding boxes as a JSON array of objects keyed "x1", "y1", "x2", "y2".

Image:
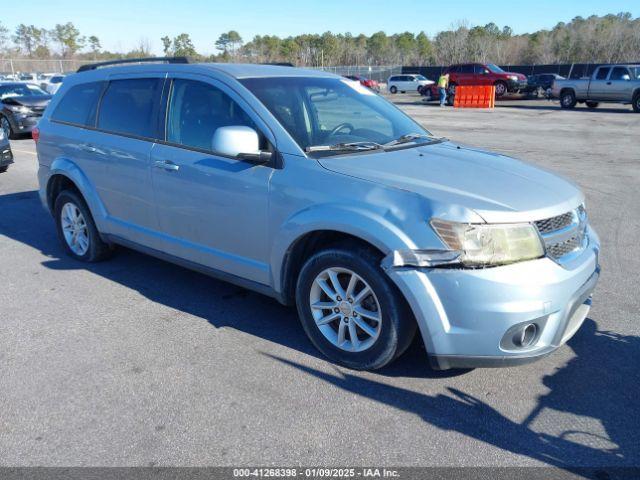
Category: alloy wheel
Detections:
[
  {"x1": 309, "y1": 267, "x2": 382, "y2": 353},
  {"x1": 60, "y1": 202, "x2": 90, "y2": 256}
]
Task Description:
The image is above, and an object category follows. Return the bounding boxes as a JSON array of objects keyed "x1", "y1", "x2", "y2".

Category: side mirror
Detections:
[
  {"x1": 211, "y1": 126, "x2": 272, "y2": 163},
  {"x1": 622, "y1": 74, "x2": 630, "y2": 81}
]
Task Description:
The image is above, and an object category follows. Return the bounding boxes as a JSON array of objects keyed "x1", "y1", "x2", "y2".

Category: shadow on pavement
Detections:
[
  {"x1": 2, "y1": 190, "x2": 639, "y2": 473},
  {"x1": 1, "y1": 189, "x2": 459, "y2": 378},
  {"x1": 268, "y1": 318, "x2": 640, "y2": 472},
  {"x1": 494, "y1": 103, "x2": 634, "y2": 114}
]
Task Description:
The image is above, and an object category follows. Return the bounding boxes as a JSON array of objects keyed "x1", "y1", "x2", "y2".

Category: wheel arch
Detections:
[
  {"x1": 272, "y1": 205, "x2": 417, "y2": 305},
  {"x1": 46, "y1": 158, "x2": 107, "y2": 229},
  {"x1": 560, "y1": 87, "x2": 576, "y2": 97}
]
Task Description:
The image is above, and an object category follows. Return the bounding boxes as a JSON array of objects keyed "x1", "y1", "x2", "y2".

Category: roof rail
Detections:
[
  {"x1": 261, "y1": 62, "x2": 295, "y2": 67},
  {"x1": 77, "y1": 57, "x2": 189, "y2": 73}
]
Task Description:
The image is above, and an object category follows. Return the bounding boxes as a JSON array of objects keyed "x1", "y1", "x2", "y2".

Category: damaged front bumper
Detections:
[{"x1": 383, "y1": 227, "x2": 600, "y2": 369}]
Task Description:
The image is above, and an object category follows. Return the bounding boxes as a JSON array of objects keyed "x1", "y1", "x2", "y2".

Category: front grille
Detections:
[
  {"x1": 534, "y1": 208, "x2": 587, "y2": 262},
  {"x1": 547, "y1": 235, "x2": 583, "y2": 258},
  {"x1": 535, "y1": 212, "x2": 574, "y2": 234}
]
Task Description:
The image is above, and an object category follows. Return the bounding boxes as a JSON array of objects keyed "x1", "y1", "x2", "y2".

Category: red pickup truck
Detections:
[{"x1": 422, "y1": 63, "x2": 528, "y2": 100}]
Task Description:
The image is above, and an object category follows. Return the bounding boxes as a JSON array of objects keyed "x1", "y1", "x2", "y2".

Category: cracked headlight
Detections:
[{"x1": 430, "y1": 219, "x2": 544, "y2": 267}]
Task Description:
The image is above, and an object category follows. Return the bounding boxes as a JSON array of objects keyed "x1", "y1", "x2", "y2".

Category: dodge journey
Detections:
[{"x1": 36, "y1": 58, "x2": 600, "y2": 370}]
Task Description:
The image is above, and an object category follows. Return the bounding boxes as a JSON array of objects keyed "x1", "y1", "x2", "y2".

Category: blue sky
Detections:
[{"x1": 3, "y1": 0, "x2": 638, "y2": 55}]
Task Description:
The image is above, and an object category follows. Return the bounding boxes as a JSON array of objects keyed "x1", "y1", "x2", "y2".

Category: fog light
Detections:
[{"x1": 514, "y1": 324, "x2": 537, "y2": 348}]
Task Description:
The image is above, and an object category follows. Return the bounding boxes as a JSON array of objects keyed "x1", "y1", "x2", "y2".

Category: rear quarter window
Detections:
[
  {"x1": 97, "y1": 78, "x2": 164, "y2": 139},
  {"x1": 50, "y1": 82, "x2": 104, "y2": 126}
]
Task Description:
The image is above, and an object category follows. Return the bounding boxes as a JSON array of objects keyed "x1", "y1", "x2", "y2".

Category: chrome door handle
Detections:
[{"x1": 154, "y1": 160, "x2": 180, "y2": 172}]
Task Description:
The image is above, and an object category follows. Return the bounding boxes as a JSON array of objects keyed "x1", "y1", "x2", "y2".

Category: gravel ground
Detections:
[{"x1": 0, "y1": 96, "x2": 638, "y2": 470}]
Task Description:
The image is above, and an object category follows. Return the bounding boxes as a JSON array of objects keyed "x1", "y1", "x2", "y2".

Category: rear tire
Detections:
[
  {"x1": 295, "y1": 241, "x2": 416, "y2": 370},
  {"x1": 389, "y1": 86, "x2": 397, "y2": 94},
  {"x1": 54, "y1": 190, "x2": 113, "y2": 262},
  {"x1": 446, "y1": 83, "x2": 456, "y2": 106},
  {"x1": 1, "y1": 116, "x2": 13, "y2": 139},
  {"x1": 586, "y1": 101, "x2": 599, "y2": 109},
  {"x1": 560, "y1": 90, "x2": 577, "y2": 109}
]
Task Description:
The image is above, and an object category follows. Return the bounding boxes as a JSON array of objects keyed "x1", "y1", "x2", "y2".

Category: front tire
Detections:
[
  {"x1": 632, "y1": 93, "x2": 640, "y2": 113},
  {"x1": 494, "y1": 81, "x2": 507, "y2": 97},
  {"x1": 54, "y1": 190, "x2": 113, "y2": 262},
  {"x1": 0, "y1": 166, "x2": 8, "y2": 173},
  {"x1": 560, "y1": 90, "x2": 577, "y2": 109},
  {"x1": 295, "y1": 242, "x2": 416, "y2": 370}
]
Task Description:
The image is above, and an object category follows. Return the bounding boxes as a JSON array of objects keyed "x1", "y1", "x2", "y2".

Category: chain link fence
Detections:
[
  {"x1": 0, "y1": 59, "x2": 402, "y2": 83},
  {"x1": 311, "y1": 65, "x2": 402, "y2": 83},
  {"x1": 0, "y1": 59, "x2": 93, "y2": 76},
  {"x1": 404, "y1": 62, "x2": 640, "y2": 80}
]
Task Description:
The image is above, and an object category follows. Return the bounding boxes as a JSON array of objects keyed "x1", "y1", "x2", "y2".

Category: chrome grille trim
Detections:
[
  {"x1": 534, "y1": 212, "x2": 574, "y2": 234},
  {"x1": 534, "y1": 207, "x2": 587, "y2": 261}
]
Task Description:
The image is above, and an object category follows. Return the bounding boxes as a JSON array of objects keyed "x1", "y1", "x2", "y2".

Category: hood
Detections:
[
  {"x1": 2, "y1": 95, "x2": 52, "y2": 108},
  {"x1": 318, "y1": 141, "x2": 583, "y2": 223}
]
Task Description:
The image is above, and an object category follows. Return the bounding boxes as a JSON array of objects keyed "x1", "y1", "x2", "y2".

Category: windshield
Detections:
[
  {"x1": 416, "y1": 75, "x2": 427, "y2": 81},
  {"x1": 0, "y1": 84, "x2": 48, "y2": 100},
  {"x1": 630, "y1": 67, "x2": 640, "y2": 80},
  {"x1": 486, "y1": 64, "x2": 505, "y2": 73},
  {"x1": 240, "y1": 76, "x2": 431, "y2": 154}
]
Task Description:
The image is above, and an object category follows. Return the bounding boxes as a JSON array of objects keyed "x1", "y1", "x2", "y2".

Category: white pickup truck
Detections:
[{"x1": 551, "y1": 64, "x2": 640, "y2": 112}]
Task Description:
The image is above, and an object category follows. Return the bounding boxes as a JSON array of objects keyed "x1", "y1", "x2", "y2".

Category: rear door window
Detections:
[
  {"x1": 166, "y1": 79, "x2": 258, "y2": 153},
  {"x1": 97, "y1": 78, "x2": 164, "y2": 139},
  {"x1": 51, "y1": 81, "x2": 103, "y2": 126}
]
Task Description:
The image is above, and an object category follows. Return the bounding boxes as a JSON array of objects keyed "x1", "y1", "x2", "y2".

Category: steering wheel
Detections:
[{"x1": 328, "y1": 122, "x2": 355, "y2": 137}]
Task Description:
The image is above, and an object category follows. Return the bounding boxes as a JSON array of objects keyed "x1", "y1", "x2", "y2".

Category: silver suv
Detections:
[{"x1": 36, "y1": 58, "x2": 600, "y2": 371}]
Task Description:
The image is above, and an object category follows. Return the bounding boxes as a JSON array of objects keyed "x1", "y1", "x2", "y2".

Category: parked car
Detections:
[
  {"x1": 525, "y1": 73, "x2": 565, "y2": 97},
  {"x1": 18, "y1": 73, "x2": 38, "y2": 83},
  {"x1": 551, "y1": 64, "x2": 640, "y2": 112},
  {"x1": 0, "y1": 126, "x2": 13, "y2": 173},
  {"x1": 43, "y1": 74, "x2": 66, "y2": 94},
  {"x1": 36, "y1": 58, "x2": 599, "y2": 371},
  {"x1": 38, "y1": 73, "x2": 58, "y2": 89},
  {"x1": 387, "y1": 74, "x2": 433, "y2": 94},
  {"x1": 0, "y1": 82, "x2": 52, "y2": 138},
  {"x1": 424, "y1": 63, "x2": 527, "y2": 99},
  {"x1": 343, "y1": 75, "x2": 380, "y2": 92}
]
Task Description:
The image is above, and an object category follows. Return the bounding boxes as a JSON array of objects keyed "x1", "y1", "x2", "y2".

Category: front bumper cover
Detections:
[
  {"x1": 385, "y1": 226, "x2": 600, "y2": 369},
  {"x1": 0, "y1": 145, "x2": 13, "y2": 167}
]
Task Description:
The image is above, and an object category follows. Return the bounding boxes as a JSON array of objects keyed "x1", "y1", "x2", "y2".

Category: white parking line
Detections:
[{"x1": 11, "y1": 149, "x2": 37, "y2": 156}]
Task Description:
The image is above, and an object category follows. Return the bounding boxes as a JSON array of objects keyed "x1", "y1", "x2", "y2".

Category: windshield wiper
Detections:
[
  {"x1": 384, "y1": 133, "x2": 446, "y2": 148},
  {"x1": 306, "y1": 141, "x2": 384, "y2": 153}
]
